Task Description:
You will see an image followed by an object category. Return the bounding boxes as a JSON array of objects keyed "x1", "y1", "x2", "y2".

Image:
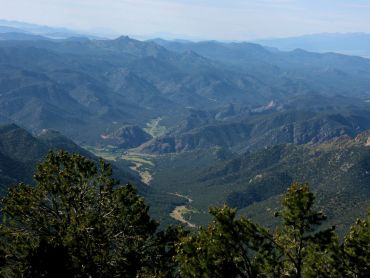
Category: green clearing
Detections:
[
  {"x1": 144, "y1": 117, "x2": 167, "y2": 138},
  {"x1": 122, "y1": 153, "x2": 156, "y2": 185},
  {"x1": 83, "y1": 146, "x2": 156, "y2": 185},
  {"x1": 83, "y1": 146, "x2": 121, "y2": 161},
  {"x1": 122, "y1": 154, "x2": 155, "y2": 166}
]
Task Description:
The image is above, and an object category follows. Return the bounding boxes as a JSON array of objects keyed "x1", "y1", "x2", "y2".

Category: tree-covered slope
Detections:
[
  {"x1": 140, "y1": 96, "x2": 370, "y2": 153},
  {"x1": 0, "y1": 124, "x2": 142, "y2": 194},
  {"x1": 2, "y1": 151, "x2": 369, "y2": 277},
  {"x1": 154, "y1": 38, "x2": 370, "y2": 98},
  {"x1": 1, "y1": 37, "x2": 370, "y2": 147},
  {"x1": 150, "y1": 131, "x2": 370, "y2": 232}
]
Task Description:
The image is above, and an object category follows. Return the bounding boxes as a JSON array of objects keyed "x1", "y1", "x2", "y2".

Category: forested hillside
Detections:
[
  {"x1": 140, "y1": 95, "x2": 370, "y2": 153},
  {"x1": 0, "y1": 152, "x2": 368, "y2": 277},
  {"x1": 0, "y1": 124, "x2": 142, "y2": 194},
  {"x1": 1, "y1": 36, "x2": 370, "y2": 146},
  {"x1": 0, "y1": 32, "x2": 369, "y2": 268},
  {"x1": 150, "y1": 131, "x2": 370, "y2": 233}
]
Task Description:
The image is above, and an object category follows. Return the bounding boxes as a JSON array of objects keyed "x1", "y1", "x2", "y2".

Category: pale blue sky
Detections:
[{"x1": 0, "y1": 0, "x2": 370, "y2": 40}]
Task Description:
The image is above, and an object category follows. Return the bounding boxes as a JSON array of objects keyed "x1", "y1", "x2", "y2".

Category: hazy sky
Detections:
[{"x1": 1, "y1": 0, "x2": 370, "y2": 40}]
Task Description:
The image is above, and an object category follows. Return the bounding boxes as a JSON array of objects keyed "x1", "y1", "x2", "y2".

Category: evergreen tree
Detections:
[
  {"x1": 0, "y1": 151, "x2": 159, "y2": 277},
  {"x1": 343, "y1": 209, "x2": 370, "y2": 277},
  {"x1": 147, "y1": 225, "x2": 188, "y2": 278},
  {"x1": 0, "y1": 151, "x2": 369, "y2": 277},
  {"x1": 264, "y1": 183, "x2": 339, "y2": 278},
  {"x1": 176, "y1": 205, "x2": 271, "y2": 277}
]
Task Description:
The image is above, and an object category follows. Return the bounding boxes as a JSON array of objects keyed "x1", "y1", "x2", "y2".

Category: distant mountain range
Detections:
[
  {"x1": 1, "y1": 35, "x2": 370, "y2": 146},
  {"x1": 2, "y1": 19, "x2": 370, "y2": 57},
  {"x1": 1, "y1": 24, "x2": 370, "y2": 229},
  {"x1": 254, "y1": 33, "x2": 370, "y2": 58},
  {"x1": 0, "y1": 19, "x2": 105, "y2": 39}
]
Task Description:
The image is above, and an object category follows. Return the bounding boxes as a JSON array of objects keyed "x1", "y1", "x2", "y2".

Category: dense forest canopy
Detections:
[{"x1": 0, "y1": 151, "x2": 369, "y2": 277}]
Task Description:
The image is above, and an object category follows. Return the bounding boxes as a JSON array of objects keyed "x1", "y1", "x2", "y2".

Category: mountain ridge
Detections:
[
  {"x1": 2, "y1": 36, "x2": 370, "y2": 146},
  {"x1": 0, "y1": 124, "x2": 144, "y2": 194}
]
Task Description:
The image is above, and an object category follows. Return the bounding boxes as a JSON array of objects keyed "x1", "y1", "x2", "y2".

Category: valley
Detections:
[
  {"x1": 84, "y1": 145, "x2": 155, "y2": 185},
  {"x1": 82, "y1": 145, "x2": 198, "y2": 224},
  {"x1": 2, "y1": 2, "x2": 370, "y2": 275},
  {"x1": 123, "y1": 153, "x2": 154, "y2": 185},
  {"x1": 144, "y1": 117, "x2": 167, "y2": 138},
  {"x1": 0, "y1": 33, "x2": 369, "y2": 234},
  {"x1": 146, "y1": 132, "x2": 370, "y2": 234}
]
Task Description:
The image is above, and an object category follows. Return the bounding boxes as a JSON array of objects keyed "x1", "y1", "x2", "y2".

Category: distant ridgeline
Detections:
[
  {"x1": 140, "y1": 96, "x2": 370, "y2": 153},
  {"x1": 1, "y1": 35, "x2": 370, "y2": 147},
  {"x1": 0, "y1": 33, "x2": 369, "y2": 238}
]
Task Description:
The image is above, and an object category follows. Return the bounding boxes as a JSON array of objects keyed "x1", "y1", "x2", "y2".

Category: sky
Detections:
[{"x1": 0, "y1": 0, "x2": 370, "y2": 40}]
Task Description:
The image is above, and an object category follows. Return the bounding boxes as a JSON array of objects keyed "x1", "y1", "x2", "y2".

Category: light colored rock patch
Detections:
[
  {"x1": 129, "y1": 162, "x2": 153, "y2": 185},
  {"x1": 170, "y1": 206, "x2": 196, "y2": 228},
  {"x1": 249, "y1": 174, "x2": 263, "y2": 183},
  {"x1": 169, "y1": 192, "x2": 193, "y2": 203}
]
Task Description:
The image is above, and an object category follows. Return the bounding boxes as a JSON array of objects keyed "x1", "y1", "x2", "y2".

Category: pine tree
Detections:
[
  {"x1": 176, "y1": 205, "x2": 271, "y2": 277},
  {"x1": 0, "y1": 151, "x2": 159, "y2": 277},
  {"x1": 343, "y1": 209, "x2": 370, "y2": 277},
  {"x1": 265, "y1": 183, "x2": 339, "y2": 278}
]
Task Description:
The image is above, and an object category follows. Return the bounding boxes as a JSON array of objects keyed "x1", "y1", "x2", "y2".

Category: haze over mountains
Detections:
[
  {"x1": 0, "y1": 19, "x2": 105, "y2": 39},
  {"x1": 255, "y1": 33, "x2": 370, "y2": 58},
  {"x1": 2, "y1": 32, "x2": 370, "y2": 144},
  {"x1": 0, "y1": 21, "x2": 370, "y2": 229},
  {"x1": 2, "y1": 19, "x2": 370, "y2": 56}
]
